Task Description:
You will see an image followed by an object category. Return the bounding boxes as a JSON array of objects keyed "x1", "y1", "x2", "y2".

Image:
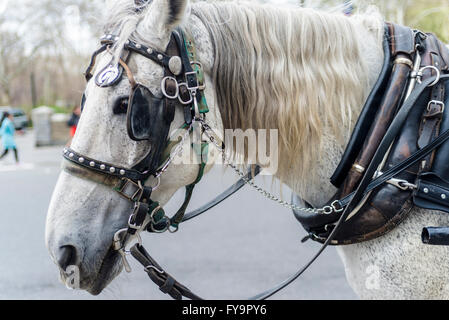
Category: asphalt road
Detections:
[{"x1": 0, "y1": 130, "x2": 357, "y2": 300}]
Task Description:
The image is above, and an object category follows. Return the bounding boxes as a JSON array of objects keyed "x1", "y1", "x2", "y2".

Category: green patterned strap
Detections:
[{"x1": 184, "y1": 31, "x2": 209, "y2": 114}]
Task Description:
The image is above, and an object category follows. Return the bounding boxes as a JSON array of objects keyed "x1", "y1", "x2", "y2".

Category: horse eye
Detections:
[{"x1": 113, "y1": 96, "x2": 129, "y2": 115}]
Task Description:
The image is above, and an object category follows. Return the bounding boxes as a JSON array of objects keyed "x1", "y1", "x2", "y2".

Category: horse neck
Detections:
[{"x1": 190, "y1": 4, "x2": 385, "y2": 205}]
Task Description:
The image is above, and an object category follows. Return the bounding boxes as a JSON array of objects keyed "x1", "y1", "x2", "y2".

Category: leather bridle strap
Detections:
[
  {"x1": 119, "y1": 58, "x2": 137, "y2": 89},
  {"x1": 182, "y1": 166, "x2": 262, "y2": 222},
  {"x1": 130, "y1": 244, "x2": 202, "y2": 300},
  {"x1": 84, "y1": 45, "x2": 109, "y2": 82},
  {"x1": 63, "y1": 148, "x2": 152, "y2": 182}
]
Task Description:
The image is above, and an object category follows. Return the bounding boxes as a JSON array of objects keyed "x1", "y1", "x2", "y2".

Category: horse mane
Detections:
[
  {"x1": 100, "y1": 0, "x2": 384, "y2": 194},
  {"x1": 193, "y1": 1, "x2": 384, "y2": 192}
]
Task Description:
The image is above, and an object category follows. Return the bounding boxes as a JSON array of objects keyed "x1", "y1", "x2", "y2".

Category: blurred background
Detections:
[
  {"x1": 0, "y1": 0, "x2": 447, "y2": 300},
  {"x1": 0, "y1": 0, "x2": 448, "y2": 116}
]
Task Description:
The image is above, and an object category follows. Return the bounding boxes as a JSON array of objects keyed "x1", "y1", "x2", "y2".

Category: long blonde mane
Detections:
[
  {"x1": 100, "y1": 0, "x2": 384, "y2": 194},
  {"x1": 193, "y1": 1, "x2": 384, "y2": 193}
]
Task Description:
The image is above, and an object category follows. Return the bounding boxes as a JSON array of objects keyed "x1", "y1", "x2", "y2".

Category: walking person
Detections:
[
  {"x1": 66, "y1": 105, "x2": 81, "y2": 147},
  {"x1": 0, "y1": 112, "x2": 19, "y2": 164}
]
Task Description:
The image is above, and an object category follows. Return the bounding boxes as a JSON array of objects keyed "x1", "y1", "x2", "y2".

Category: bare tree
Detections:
[{"x1": 0, "y1": 0, "x2": 102, "y2": 107}]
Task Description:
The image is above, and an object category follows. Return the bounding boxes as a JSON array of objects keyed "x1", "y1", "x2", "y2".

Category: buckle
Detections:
[
  {"x1": 161, "y1": 76, "x2": 179, "y2": 99},
  {"x1": 128, "y1": 202, "x2": 147, "y2": 230},
  {"x1": 190, "y1": 61, "x2": 206, "y2": 90},
  {"x1": 427, "y1": 100, "x2": 445, "y2": 113},
  {"x1": 177, "y1": 83, "x2": 193, "y2": 105},
  {"x1": 116, "y1": 179, "x2": 143, "y2": 202},
  {"x1": 185, "y1": 71, "x2": 199, "y2": 91}
]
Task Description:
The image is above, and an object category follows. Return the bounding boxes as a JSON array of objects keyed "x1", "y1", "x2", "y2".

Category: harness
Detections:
[
  {"x1": 62, "y1": 21, "x2": 449, "y2": 300},
  {"x1": 294, "y1": 23, "x2": 449, "y2": 245}
]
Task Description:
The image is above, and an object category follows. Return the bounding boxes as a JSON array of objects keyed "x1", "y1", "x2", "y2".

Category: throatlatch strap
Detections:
[{"x1": 170, "y1": 143, "x2": 209, "y2": 227}]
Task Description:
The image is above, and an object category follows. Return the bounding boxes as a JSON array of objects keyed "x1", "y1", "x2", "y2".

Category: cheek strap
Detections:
[{"x1": 119, "y1": 58, "x2": 137, "y2": 89}]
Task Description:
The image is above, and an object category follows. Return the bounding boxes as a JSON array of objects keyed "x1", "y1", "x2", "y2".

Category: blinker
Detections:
[{"x1": 127, "y1": 84, "x2": 164, "y2": 141}]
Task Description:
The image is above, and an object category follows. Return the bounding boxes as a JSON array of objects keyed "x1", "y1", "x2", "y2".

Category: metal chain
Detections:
[
  {"x1": 199, "y1": 120, "x2": 336, "y2": 215},
  {"x1": 153, "y1": 118, "x2": 339, "y2": 215},
  {"x1": 154, "y1": 123, "x2": 193, "y2": 179}
]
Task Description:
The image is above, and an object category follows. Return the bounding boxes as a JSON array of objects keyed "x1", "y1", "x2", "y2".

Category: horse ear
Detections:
[
  {"x1": 164, "y1": 0, "x2": 188, "y2": 29},
  {"x1": 141, "y1": 0, "x2": 188, "y2": 37}
]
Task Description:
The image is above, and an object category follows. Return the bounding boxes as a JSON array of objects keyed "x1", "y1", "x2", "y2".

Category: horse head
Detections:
[{"x1": 45, "y1": 0, "x2": 220, "y2": 294}]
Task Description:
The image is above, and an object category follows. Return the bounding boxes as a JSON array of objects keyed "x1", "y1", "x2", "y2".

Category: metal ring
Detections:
[
  {"x1": 161, "y1": 76, "x2": 179, "y2": 99},
  {"x1": 177, "y1": 83, "x2": 193, "y2": 105},
  {"x1": 149, "y1": 220, "x2": 169, "y2": 234},
  {"x1": 149, "y1": 205, "x2": 162, "y2": 224},
  {"x1": 322, "y1": 206, "x2": 333, "y2": 215},
  {"x1": 427, "y1": 100, "x2": 445, "y2": 113},
  {"x1": 113, "y1": 228, "x2": 128, "y2": 250},
  {"x1": 168, "y1": 224, "x2": 179, "y2": 233},
  {"x1": 331, "y1": 200, "x2": 344, "y2": 213},
  {"x1": 128, "y1": 213, "x2": 139, "y2": 230},
  {"x1": 190, "y1": 61, "x2": 203, "y2": 69},
  {"x1": 418, "y1": 66, "x2": 441, "y2": 87}
]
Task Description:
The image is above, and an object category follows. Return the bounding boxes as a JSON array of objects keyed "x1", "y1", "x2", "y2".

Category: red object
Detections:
[{"x1": 70, "y1": 125, "x2": 77, "y2": 137}]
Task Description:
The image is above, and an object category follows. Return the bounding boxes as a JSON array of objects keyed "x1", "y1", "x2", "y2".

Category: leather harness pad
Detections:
[{"x1": 295, "y1": 24, "x2": 449, "y2": 245}]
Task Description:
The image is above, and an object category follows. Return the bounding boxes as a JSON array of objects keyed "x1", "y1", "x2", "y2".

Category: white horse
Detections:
[{"x1": 45, "y1": 0, "x2": 449, "y2": 299}]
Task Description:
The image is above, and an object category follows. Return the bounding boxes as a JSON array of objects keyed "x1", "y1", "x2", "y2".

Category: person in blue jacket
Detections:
[{"x1": 0, "y1": 112, "x2": 19, "y2": 163}]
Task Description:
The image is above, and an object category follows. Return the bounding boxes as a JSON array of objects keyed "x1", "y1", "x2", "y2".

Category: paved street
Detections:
[{"x1": 0, "y1": 130, "x2": 357, "y2": 300}]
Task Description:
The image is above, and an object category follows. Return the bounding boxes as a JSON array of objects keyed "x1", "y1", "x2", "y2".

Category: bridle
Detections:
[
  {"x1": 63, "y1": 25, "x2": 310, "y2": 300},
  {"x1": 65, "y1": 29, "x2": 212, "y2": 241},
  {"x1": 63, "y1": 26, "x2": 246, "y2": 299}
]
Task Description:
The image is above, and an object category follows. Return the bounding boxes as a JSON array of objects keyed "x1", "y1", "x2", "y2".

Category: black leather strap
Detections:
[
  {"x1": 130, "y1": 244, "x2": 202, "y2": 300},
  {"x1": 182, "y1": 166, "x2": 261, "y2": 223},
  {"x1": 337, "y1": 122, "x2": 449, "y2": 208},
  {"x1": 338, "y1": 75, "x2": 449, "y2": 208},
  {"x1": 331, "y1": 26, "x2": 392, "y2": 187},
  {"x1": 84, "y1": 44, "x2": 108, "y2": 82},
  {"x1": 63, "y1": 148, "x2": 152, "y2": 182}
]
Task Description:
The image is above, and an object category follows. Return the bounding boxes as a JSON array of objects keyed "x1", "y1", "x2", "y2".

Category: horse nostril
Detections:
[{"x1": 57, "y1": 245, "x2": 78, "y2": 270}]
